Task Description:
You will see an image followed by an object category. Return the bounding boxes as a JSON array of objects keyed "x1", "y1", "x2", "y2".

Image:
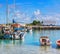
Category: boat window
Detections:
[{"x1": 42, "y1": 39, "x2": 46, "y2": 42}]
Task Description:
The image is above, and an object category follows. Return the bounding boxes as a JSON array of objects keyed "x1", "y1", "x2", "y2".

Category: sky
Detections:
[{"x1": 0, "y1": 0, "x2": 60, "y2": 25}]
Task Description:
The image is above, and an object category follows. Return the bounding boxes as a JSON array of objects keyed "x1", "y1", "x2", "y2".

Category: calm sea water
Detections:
[{"x1": 0, "y1": 29, "x2": 60, "y2": 54}]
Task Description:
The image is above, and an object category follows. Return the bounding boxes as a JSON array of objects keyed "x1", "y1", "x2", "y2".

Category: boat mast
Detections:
[
  {"x1": 6, "y1": 0, "x2": 9, "y2": 25},
  {"x1": 13, "y1": 0, "x2": 16, "y2": 23}
]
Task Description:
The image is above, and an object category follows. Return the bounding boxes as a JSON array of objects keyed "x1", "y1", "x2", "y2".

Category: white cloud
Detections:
[
  {"x1": 32, "y1": 9, "x2": 42, "y2": 21},
  {"x1": 32, "y1": 9, "x2": 60, "y2": 25},
  {"x1": 9, "y1": 8, "x2": 60, "y2": 25},
  {"x1": 42, "y1": 14, "x2": 60, "y2": 25},
  {"x1": 12, "y1": 10, "x2": 31, "y2": 23},
  {"x1": 34, "y1": 9, "x2": 41, "y2": 16}
]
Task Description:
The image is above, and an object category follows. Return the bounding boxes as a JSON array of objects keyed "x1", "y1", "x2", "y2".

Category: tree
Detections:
[
  {"x1": 26, "y1": 20, "x2": 43, "y2": 26},
  {"x1": 32, "y1": 20, "x2": 41, "y2": 25},
  {"x1": 37, "y1": 21, "x2": 40, "y2": 25},
  {"x1": 41, "y1": 21, "x2": 43, "y2": 25},
  {"x1": 32, "y1": 20, "x2": 37, "y2": 25}
]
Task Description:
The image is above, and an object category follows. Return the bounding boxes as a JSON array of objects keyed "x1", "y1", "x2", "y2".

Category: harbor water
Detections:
[{"x1": 0, "y1": 29, "x2": 60, "y2": 54}]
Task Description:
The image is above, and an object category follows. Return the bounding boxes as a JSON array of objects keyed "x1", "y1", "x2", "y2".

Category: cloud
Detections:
[
  {"x1": 32, "y1": 9, "x2": 60, "y2": 25},
  {"x1": 34, "y1": 9, "x2": 41, "y2": 16},
  {"x1": 15, "y1": 10, "x2": 26, "y2": 19},
  {"x1": 12, "y1": 10, "x2": 31, "y2": 23},
  {"x1": 32, "y1": 9, "x2": 41, "y2": 21},
  {"x1": 41, "y1": 14, "x2": 60, "y2": 25},
  {"x1": 8, "y1": 8, "x2": 60, "y2": 25}
]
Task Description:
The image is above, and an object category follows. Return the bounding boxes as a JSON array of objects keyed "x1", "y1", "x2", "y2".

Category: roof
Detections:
[{"x1": 11, "y1": 23, "x2": 21, "y2": 27}]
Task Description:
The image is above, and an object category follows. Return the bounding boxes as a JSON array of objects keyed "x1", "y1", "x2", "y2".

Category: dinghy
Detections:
[
  {"x1": 40, "y1": 36, "x2": 51, "y2": 46},
  {"x1": 56, "y1": 40, "x2": 60, "y2": 46}
]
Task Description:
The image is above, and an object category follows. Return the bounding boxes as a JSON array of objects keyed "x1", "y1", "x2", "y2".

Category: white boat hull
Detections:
[{"x1": 40, "y1": 36, "x2": 51, "y2": 46}]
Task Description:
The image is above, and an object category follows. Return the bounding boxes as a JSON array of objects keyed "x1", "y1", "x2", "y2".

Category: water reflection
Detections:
[
  {"x1": 39, "y1": 46, "x2": 56, "y2": 54},
  {"x1": 0, "y1": 30, "x2": 60, "y2": 54},
  {"x1": 0, "y1": 40, "x2": 24, "y2": 46}
]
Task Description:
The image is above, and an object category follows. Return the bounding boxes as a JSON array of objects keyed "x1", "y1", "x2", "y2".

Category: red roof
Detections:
[{"x1": 11, "y1": 23, "x2": 21, "y2": 27}]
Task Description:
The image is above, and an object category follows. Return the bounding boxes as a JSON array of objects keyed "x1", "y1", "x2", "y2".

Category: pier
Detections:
[{"x1": 25, "y1": 26, "x2": 60, "y2": 30}]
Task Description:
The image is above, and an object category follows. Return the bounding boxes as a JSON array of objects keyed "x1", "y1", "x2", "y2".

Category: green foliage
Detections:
[
  {"x1": 32, "y1": 20, "x2": 41, "y2": 25},
  {"x1": 26, "y1": 20, "x2": 43, "y2": 26},
  {"x1": 32, "y1": 20, "x2": 37, "y2": 25}
]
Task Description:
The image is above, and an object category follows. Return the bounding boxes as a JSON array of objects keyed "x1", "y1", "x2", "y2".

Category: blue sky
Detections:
[{"x1": 0, "y1": 0, "x2": 60, "y2": 25}]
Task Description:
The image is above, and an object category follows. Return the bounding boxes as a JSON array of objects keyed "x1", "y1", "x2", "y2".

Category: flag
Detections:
[{"x1": 12, "y1": 19, "x2": 16, "y2": 23}]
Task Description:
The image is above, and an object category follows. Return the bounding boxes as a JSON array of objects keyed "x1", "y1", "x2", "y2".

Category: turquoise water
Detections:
[{"x1": 0, "y1": 30, "x2": 60, "y2": 54}]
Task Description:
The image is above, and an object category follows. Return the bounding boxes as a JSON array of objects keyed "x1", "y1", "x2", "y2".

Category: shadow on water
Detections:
[{"x1": 56, "y1": 45, "x2": 60, "y2": 49}]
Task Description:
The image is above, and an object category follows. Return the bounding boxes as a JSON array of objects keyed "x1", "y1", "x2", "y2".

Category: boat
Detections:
[
  {"x1": 3, "y1": 26, "x2": 12, "y2": 39},
  {"x1": 26, "y1": 27, "x2": 32, "y2": 32},
  {"x1": 4, "y1": 34, "x2": 12, "y2": 39},
  {"x1": 12, "y1": 31, "x2": 25, "y2": 40},
  {"x1": 56, "y1": 40, "x2": 60, "y2": 46},
  {"x1": 39, "y1": 36, "x2": 51, "y2": 46},
  {"x1": 3, "y1": 27, "x2": 26, "y2": 40},
  {"x1": 19, "y1": 32, "x2": 25, "y2": 40}
]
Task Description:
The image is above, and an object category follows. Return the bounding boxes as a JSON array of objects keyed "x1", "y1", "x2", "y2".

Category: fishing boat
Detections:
[
  {"x1": 39, "y1": 36, "x2": 51, "y2": 46},
  {"x1": 56, "y1": 40, "x2": 60, "y2": 46}
]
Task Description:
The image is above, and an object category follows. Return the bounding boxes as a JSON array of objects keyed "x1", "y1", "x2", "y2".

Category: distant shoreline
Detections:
[{"x1": 25, "y1": 25, "x2": 60, "y2": 30}]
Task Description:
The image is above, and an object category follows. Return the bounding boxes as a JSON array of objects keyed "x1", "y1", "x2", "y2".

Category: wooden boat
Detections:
[
  {"x1": 39, "y1": 36, "x2": 51, "y2": 46},
  {"x1": 56, "y1": 40, "x2": 60, "y2": 46}
]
